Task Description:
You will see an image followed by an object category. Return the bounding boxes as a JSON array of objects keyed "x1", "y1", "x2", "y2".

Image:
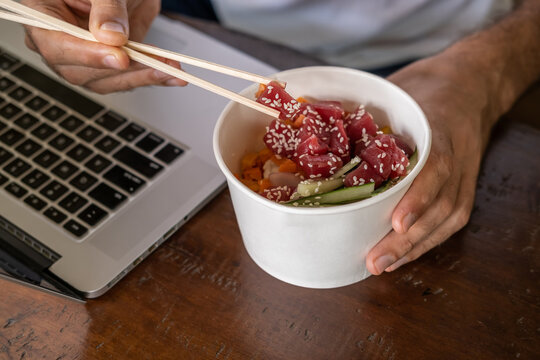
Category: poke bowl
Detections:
[{"x1": 213, "y1": 66, "x2": 431, "y2": 289}]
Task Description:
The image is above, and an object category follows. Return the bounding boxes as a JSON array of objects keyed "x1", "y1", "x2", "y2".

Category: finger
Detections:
[
  {"x1": 88, "y1": 0, "x2": 129, "y2": 46},
  {"x1": 391, "y1": 139, "x2": 454, "y2": 234},
  {"x1": 83, "y1": 65, "x2": 187, "y2": 94},
  {"x1": 128, "y1": 0, "x2": 160, "y2": 42},
  {"x1": 385, "y1": 152, "x2": 480, "y2": 272},
  {"x1": 365, "y1": 176, "x2": 459, "y2": 275},
  {"x1": 29, "y1": 28, "x2": 130, "y2": 70}
]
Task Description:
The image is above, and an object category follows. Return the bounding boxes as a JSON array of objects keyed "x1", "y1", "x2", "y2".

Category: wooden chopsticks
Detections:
[{"x1": 0, "y1": 0, "x2": 282, "y2": 118}]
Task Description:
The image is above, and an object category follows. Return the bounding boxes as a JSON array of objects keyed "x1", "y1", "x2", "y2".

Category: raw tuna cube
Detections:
[
  {"x1": 263, "y1": 119, "x2": 298, "y2": 158},
  {"x1": 256, "y1": 81, "x2": 301, "y2": 120},
  {"x1": 309, "y1": 102, "x2": 345, "y2": 124},
  {"x1": 344, "y1": 160, "x2": 385, "y2": 188},
  {"x1": 328, "y1": 119, "x2": 350, "y2": 162},
  {"x1": 297, "y1": 153, "x2": 343, "y2": 179},
  {"x1": 360, "y1": 144, "x2": 392, "y2": 179},
  {"x1": 346, "y1": 106, "x2": 378, "y2": 141},
  {"x1": 296, "y1": 134, "x2": 329, "y2": 156},
  {"x1": 262, "y1": 185, "x2": 294, "y2": 203},
  {"x1": 371, "y1": 134, "x2": 410, "y2": 178},
  {"x1": 296, "y1": 116, "x2": 330, "y2": 143},
  {"x1": 389, "y1": 134, "x2": 414, "y2": 156}
]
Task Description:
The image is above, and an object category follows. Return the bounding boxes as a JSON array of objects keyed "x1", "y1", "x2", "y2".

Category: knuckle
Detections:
[
  {"x1": 454, "y1": 207, "x2": 471, "y2": 229},
  {"x1": 438, "y1": 197, "x2": 454, "y2": 218},
  {"x1": 400, "y1": 236, "x2": 415, "y2": 255}
]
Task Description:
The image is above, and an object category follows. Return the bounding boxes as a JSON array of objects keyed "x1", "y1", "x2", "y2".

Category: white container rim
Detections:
[{"x1": 213, "y1": 66, "x2": 432, "y2": 216}]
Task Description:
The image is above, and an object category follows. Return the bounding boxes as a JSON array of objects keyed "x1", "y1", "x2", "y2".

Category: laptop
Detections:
[{"x1": 0, "y1": 15, "x2": 277, "y2": 301}]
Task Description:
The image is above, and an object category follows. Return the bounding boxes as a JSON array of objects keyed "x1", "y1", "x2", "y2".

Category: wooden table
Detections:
[{"x1": 1, "y1": 17, "x2": 539, "y2": 360}]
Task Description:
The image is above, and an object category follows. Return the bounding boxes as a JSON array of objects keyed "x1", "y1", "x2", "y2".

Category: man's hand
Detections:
[
  {"x1": 365, "y1": 55, "x2": 489, "y2": 274},
  {"x1": 21, "y1": 0, "x2": 187, "y2": 93},
  {"x1": 365, "y1": 0, "x2": 540, "y2": 274}
]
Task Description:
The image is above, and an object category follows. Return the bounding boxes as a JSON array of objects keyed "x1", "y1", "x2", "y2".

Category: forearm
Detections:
[{"x1": 439, "y1": 0, "x2": 540, "y2": 126}]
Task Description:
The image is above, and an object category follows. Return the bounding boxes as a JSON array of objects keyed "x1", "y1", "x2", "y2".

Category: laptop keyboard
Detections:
[{"x1": 0, "y1": 48, "x2": 184, "y2": 239}]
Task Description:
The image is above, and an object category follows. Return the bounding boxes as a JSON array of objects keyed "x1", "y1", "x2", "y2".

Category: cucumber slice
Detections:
[
  {"x1": 332, "y1": 155, "x2": 361, "y2": 178},
  {"x1": 295, "y1": 156, "x2": 361, "y2": 197},
  {"x1": 406, "y1": 149, "x2": 418, "y2": 173},
  {"x1": 288, "y1": 182, "x2": 375, "y2": 207},
  {"x1": 296, "y1": 177, "x2": 344, "y2": 197}
]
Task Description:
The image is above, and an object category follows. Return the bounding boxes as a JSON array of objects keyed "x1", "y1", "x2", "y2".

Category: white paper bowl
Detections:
[{"x1": 213, "y1": 66, "x2": 431, "y2": 288}]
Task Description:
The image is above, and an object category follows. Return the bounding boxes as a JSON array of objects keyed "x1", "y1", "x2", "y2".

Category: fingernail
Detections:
[
  {"x1": 100, "y1": 21, "x2": 126, "y2": 35},
  {"x1": 103, "y1": 55, "x2": 121, "y2": 69},
  {"x1": 166, "y1": 78, "x2": 184, "y2": 86},
  {"x1": 373, "y1": 255, "x2": 396, "y2": 274},
  {"x1": 385, "y1": 257, "x2": 408, "y2": 272},
  {"x1": 402, "y1": 213, "x2": 417, "y2": 232}
]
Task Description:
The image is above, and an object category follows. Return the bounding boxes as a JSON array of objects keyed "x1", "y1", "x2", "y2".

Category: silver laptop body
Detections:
[{"x1": 0, "y1": 15, "x2": 276, "y2": 299}]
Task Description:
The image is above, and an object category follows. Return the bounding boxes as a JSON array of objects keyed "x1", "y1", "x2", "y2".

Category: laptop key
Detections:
[
  {"x1": 52, "y1": 160, "x2": 78, "y2": 180},
  {"x1": 0, "y1": 76, "x2": 15, "y2": 91},
  {"x1": 118, "y1": 122, "x2": 145, "y2": 142},
  {"x1": 136, "y1": 133, "x2": 164, "y2": 153},
  {"x1": 77, "y1": 124, "x2": 102, "y2": 143},
  {"x1": 25, "y1": 95, "x2": 49, "y2": 112},
  {"x1": 0, "y1": 103, "x2": 22, "y2": 120},
  {"x1": 89, "y1": 183, "x2": 126, "y2": 210},
  {"x1": 70, "y1": 171, "x2": 97, "y2": 192},
  {"x1": 66, "y1": 143, "x2": 92, "y2": 162},
  {"x1": 0, "y1": 119, "x2": 6, "y2": 131},
  {"x1": 40, "y1": 180, "x2": 68, "y2": 201},
  {"x1": 0, "y1": 128, "x2": 24, "y2": 146},
  {"x1": 12, "y1": 64, "x2": 104, "y2": 118},
  {"x1": 0, "y1": 173, "x2": 7, "y2": 186},
  {"x1": 95, "y1": 135, "x2": 120, "y2": 153},
  {"x1": 5, "y1": 182, "x2": 28, "y2": 198},
  {"x1": 155, "y1": 143, "x2": 184, "y2": 164},
  {"x1": 104, "y1": 165, "x2": 145, "y2": 194},
  {"x1": 24, "y1": 194, "x2": 47, "y2": 211},
  {"x1": 34, "y1": 149, "x2": 60, "y2": 169},
  {"x1": 8, "y1": 86, "x2": 31, "y2": 102},
  {"x1": 16, "y1": 138, "x2": 42, "y2": 157},
  {"x1": 85, "y1": 154, "x2": 111, "y2": 174},
  {"x1": 0, "y1": 146, "x2": 14, "y2": 165},
  {"x1": 59, "y1": 192, "x2": 88, "y2": 213},
  {"x1": 22, "y1": 168, "x2": 50, "y2": 189},
  {"x1": 49, "y1": 133, "x2": 74, "y2": 151},
  {"x1": 42, "y1": 105, "x2": 66, "y2": 122},
  {"x1": 44, "y1": 206, "x2": 67, "y2": 224},
  {"x1": 59, "y1": 115, "x2": 83, "y2": 132},
  {"x1": 14, "y1": 113, "x2": 39, "y2": 130},
  {"x1": 3, "y1": 158, "x2": 31, "y2": 177},
  {"x1": 78, "y1": 203, "x2": 108, "y2": 226},
  {"x1": 63, "y1": 219, "x2": 87, "y2": 237},
  {"x1": 113, "y1": 146, "x2": 163, "y2": 178},
  {"x1": 95, "y1": 111, "x2": 126, "y2": 131},
  {"x1": 31, "y1": 123, "x2": 57, "y2": 140},
  {"x1": 0, "y1": 53, "x2": 19, "y2": 70}
]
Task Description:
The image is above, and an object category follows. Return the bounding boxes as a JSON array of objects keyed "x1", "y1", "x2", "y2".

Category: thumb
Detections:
[{"x1": 88, "y1": 0, "x2": 129, "y2": 46}]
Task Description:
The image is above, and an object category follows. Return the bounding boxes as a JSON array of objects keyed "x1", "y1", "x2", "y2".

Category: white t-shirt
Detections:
[{"x1": 211, "y1": 0, "x2": 514, "y2": 69}]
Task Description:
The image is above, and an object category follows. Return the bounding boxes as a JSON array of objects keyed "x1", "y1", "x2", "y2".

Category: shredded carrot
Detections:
[
  {"x1": 278, "y1": 159, "x2": 297, "y2": 173},
  {"x1": 270, "y1": 155, "x2": 286, "y2": 165},
  {"x1": 257, "y1": 147, "x2": 272, "y2": 163},
  {"x1": 243, "y1": 167, "x2": 262, "y2": 181},
  {"x1": 293, "y1": 114, "x2": 305, "y2": 128},
  {"x1": 296, "y1": 96, "x2": 308, "y2": 103},
  {"x1": 255, "y1": 83, "x2": 267, "y2": 98},
  {"x1": 241, "y1": 179, "x2": 259, "y2": 192},
  {"x1": 241, "y1": 152, "x2": 259, "y2": 170},
  {"x1": 258, "y1": 178, "x2": 272, "y2": 193}
]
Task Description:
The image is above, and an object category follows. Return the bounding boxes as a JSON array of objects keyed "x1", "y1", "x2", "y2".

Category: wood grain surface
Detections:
[{"x1": 1, "y1": 17, "x2": 539, "y2": 360}]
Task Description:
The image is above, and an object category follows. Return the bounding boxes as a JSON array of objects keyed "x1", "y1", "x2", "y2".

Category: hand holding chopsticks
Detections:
[{"x1": 0, "y1": 0, "x2": 282, "y2": 118}]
